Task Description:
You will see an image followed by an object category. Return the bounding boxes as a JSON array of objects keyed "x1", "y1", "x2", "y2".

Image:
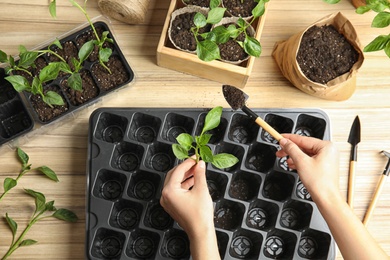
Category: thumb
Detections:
[
  {"x1": 192, "y1": 160, "x2": 208, "y2": 189},
  {"x1": 279, "y1": 138, "x2": 307, "y2": 163}
]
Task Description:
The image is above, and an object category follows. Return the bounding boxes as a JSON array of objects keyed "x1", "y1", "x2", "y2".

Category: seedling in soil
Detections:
[
  {"x1": 69, "y1": 0, "x2": 114, "y2": 73},
  {"x1": 192, "y1": 0, "x2": 268, "y2": 61},
  {"x1": 0, "y1": 148, "x2": 78, "y2": 260},
  {"x1": 172, "y1": 106, "x2": 239, "y2": 169}
]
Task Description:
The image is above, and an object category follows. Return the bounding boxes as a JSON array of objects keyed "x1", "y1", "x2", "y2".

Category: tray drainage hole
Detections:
[
  {"x1": 118, "y1": 153, "x2": 139, "y2": 172},
  {"x1": 264, "y1": 236, "x2": 284, "y2": 258},
  {"x1": 294, "y1": 127, "x2": 312, "y2": 137},
  {"x1": 103, "y1": 126, "x2": 124, "y2": 143},
  {"x1": 231, "y1": 126, "x2": 249, "y2": 144},
  {"x1": 99, "y1": 236, "x2": 122, "y2": 258},
  {"x1": 247, "y1": 208, "x2": 267, "y2": 229},
  {"x1": 151, "y1": 153, "x2": 171, "y2": 172},
  {"x1": 280, "y1": 208, "x2": 299, "y2": 229},
  {"x1": 134, "y1": 180, "x2": 155, "y2": 200},
  {"x1": 135, "y1": 126, "x2": 155, "y2": 143},
  {"x1": 231, "y1": 236, "x2": 252, "y2": 258},
  {"x1": 116, "y1": 208, "x2": 138, "y2": 229},
  {"x1": 297, "y1": 181, "x2": 312, "y2": 200},
  {"x1": 298, "y1": 236, "x2": 318, "y2": 258},
  {"x1": 166, "y1": 236, "x2": 188, "y2": 259},
  {"x1": 167, "y1": 126, "x2": 186, "y2": 142},
  {"x1": 132, "y1": 237, "x2": 155, "y2": 258},
  {"x1": 149, "y1": 207, "x2": 172, "y2": 230},
  {"x1": 101, "y1": 180, "x2": 122, "y2": 200}
]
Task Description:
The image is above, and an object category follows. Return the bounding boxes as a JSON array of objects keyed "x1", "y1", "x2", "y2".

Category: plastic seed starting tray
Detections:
[
  {"x1": 0, "y1": 18, "x2": 134, "y2": 148},
  {"x1": 86, "y1": 108, "x2": 335, "y2": 260}
]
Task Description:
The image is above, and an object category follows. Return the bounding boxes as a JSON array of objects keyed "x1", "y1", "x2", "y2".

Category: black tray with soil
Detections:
[
  {"x1": 0, "y1": 20, "x2": 134, "y2": 148},
  {"x1": 23, "y1": 21, "x2": 134, "y2": 124},
  {"x1": 86, "y1": 107, "x2": 335, "y2": 260}
]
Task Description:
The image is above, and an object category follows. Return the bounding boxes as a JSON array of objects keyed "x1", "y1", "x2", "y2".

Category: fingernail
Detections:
[
  {"x1": 279, "y1": 138, "x2": 288, "y2": 147},
  {"x1": 198, "y1": 160, "x2": 206, "y2": 169}
]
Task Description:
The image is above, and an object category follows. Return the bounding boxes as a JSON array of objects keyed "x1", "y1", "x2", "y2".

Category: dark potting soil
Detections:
[
  {"x1": 217, "y1": 23, "x2": 248, "y2": 62},
  {"x1": 222, "y1": 85, "x2": 245, "y2": 110},
  {"x1": 170, "y1": 11, "x2": 212, "y2": 52},
  {"x1": 297, "y1": 25, "x2": 359, "y2": 84},
  {"x1": 223, "y1": 0, "x2": 257, "y2": 17},
  {"x1": 91, "y1": 56, "x2": 130, "y2": 91},
  {"x1": 183, "y1": 0, "x2": 210, "y2": 7},
  {"x1": 230, "y1": 179, "x2": 251, "y2": 200},
  {"x1": 30, "y1": 85, "x2": 69, "y2": 122},
  {"x1": 214, "y1": 207, "x2": 239, "y2": 230},
  {"x1": 48, "y1": 41, "x2": 78, "y2": 71}
]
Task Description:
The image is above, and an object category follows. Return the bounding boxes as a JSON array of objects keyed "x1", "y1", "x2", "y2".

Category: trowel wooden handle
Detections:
[
  {"x1": 241, "y1": 106, "x2": 283, "y2": 142},
  {"x1": 98, "y1": 0, "x2": 151, "y2": 24},
  {"x1": 254, "y1": 117, "x2": 283, "y2": 142},
  {"x1": 363, "y1": 174, "x2": 387, "y2": 226},
  {"x1": 347, "y1": 160, "x2": 356, "y2": 209}
]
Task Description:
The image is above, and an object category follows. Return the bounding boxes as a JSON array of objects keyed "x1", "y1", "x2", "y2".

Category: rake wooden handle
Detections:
[
  {"x1": 242, "y1": 106, "x2": 283, "y2": 142},
  {"x1": 363, "y1": 174, "x2": 387, "y2": 226}
]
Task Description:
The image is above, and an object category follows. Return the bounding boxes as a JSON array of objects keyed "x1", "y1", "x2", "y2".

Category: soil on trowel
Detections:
[{"x1": 296, "y1": 24, "x2": 359, "y2": 84}]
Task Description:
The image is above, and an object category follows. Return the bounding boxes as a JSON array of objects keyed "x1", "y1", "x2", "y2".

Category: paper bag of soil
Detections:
[{"x1": 272, "y1": 12, "x2": 364, "y2": 101}]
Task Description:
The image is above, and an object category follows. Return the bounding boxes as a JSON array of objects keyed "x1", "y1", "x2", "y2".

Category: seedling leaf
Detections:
[
  {"x1": 53, "y1": 208, "x2": 79, "y2": 222},
  {"x1": 0, "y1": 50, "x2": 7, "y2": 62},
  {"x1": 202, "y1": 106, "x2": 222, "y2": 134},
  {"x1": 39, "y1": 62, "x2": 61, "y2": 83},
  {"x1": 176, "y1": 133, "x2": 193, "y2": 150},
  {"x1": 172, "y1": 144, "x2": 190, "y2": 160},
  {"x1": 49, "y1": 0, "x2": 57, "y2": 18},
  {"x1": 199, "y1": 146, "x2": 213, "y2": 163},
  {"x1": 79, "y1": 40, "x2": 94, "y2": 62},
  {"x1": 4, "y1": 178, "x2": 17, "y2": 193},
  {"x1": 212, "y1": 153, "x2": 239, "y2": 169},
  {"x1": 196, "y1": 134, "x2": 212, "y2": 146},
  {"x1": 244, "y1": 36, "x2": 261, "y2": 57},
  {"x1": 20, "y1": 239, "x2": 38, "y2": 247},
  {"x1": 5, "y1": 75, "x2": 30, "y2": 92},
  {"x1": 17, "y1": 147, "x2": 29, "y2": 165},
  {"x1": 364, "y1": 35, "x2": 390, "y2": 52},
  {"x1": 67, "y1": 73, "x2": 83, "y2": 91},
  {"x1": 25, "y1": 189, "x2": 46, "y2": 213},
  {"x1": 194, "y1": 12, "x2": 207, "y2": 28},
  {"x1": 36, "y1": 166, "x2": 59, "y2": 182},
  {"x1": 5, "y1": 213, "x2": 18, "y2": 238},
  {"x1": 43, "y1": 91, "x2": 65, "y2": 106},
  {"x1": 99, "y1": 48, "x2": 112, "y2": 63},
  {"x1": 372, "y1": 12, "x2": 390, "y2": 28},
  {"x1": 197, "y1": 40, "x2": 220, "y2": 61},
  {"x1": 206, "y1": 7, "x2": 226, "y2": 24}
]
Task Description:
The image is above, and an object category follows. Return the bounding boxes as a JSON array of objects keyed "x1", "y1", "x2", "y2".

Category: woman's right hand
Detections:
[{"x1": 276, "y1": 134, "x2": 341, "y2": 202}]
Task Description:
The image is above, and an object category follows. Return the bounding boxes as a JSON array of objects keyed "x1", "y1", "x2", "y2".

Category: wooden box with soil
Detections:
[
  {"x1": 156, "y1": 0, "x2": 268, "y2": 88},
  {"x1": 20, "y1": 21, "x2": 134, "y2": 124}
]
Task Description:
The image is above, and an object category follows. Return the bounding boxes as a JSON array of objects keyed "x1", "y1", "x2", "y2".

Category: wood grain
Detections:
[{"x1": 0, "y1": 0, "x2": 389, "y2": 259}]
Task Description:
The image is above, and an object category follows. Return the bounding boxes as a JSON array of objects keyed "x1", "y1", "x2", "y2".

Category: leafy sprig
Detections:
[
  {"x1": 0, "y1": 148, "x2": 78, "y2": 259},
  {"x1": 356, "y1": 0, "x2": 390, "y2": 57},
  {"x1": 172, "y1": 106, "x2": 239, "y2": 169}
]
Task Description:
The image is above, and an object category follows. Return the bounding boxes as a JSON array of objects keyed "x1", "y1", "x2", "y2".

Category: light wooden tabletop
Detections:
[{"x1": 0, "y1": 0, "x2": 389, "y2": 259}]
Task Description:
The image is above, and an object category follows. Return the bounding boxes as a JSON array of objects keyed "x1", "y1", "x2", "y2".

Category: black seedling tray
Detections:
[
  {"x1": 0, "y1": 19, "x2": 134, "y2": 147},
  {"x1": 86, "y1": 108, "x2": 335, "y2": 260},
  {"x1": 0, "y1": 69, "x2": 34, "y2": 146}
]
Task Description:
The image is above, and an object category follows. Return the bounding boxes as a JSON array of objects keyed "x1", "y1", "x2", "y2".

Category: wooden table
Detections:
[{"x1": 0, "y1": 0, "x2": 389, "y2": 259}]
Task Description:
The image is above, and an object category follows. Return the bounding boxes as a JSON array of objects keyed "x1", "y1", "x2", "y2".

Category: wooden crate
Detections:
[{"x1": 156, "y1": 0, "x2": 269, "y2": 88}]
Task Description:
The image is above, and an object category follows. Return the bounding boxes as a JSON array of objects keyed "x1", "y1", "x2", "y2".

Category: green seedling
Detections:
[
  {"x1": 5, "y1": 62, "x2": 65, "y2": 107},
  {"x1": 172, "y1": 106, "x2": 239, "y2": 169},
  {"x1": 69, "y1": 0, "x2": 114, "y2": 73},
  {"x1": 192, "y1": 0, "x2": 268, "y2": 61},
  {"x1": 0, "y1": 148, "x2": 78, "y2": 260}
]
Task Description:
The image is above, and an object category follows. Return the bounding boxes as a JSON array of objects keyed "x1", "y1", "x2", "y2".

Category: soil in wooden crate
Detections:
[
  {"x1": 170, "y1": 11, "x2": 212, "y2": 52},
  {"x1": 183, "y1": 0, "x2": 210, "y2": 7},
  {"x1": 223, "y1": 0, "x2": 257, "y2": 18},
  {"x1": 218, "y1": 22, "x2": 248, "y2": 62},
  {"x1": 297, "y1": 25, "x2": 359, "y2": 84}
]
